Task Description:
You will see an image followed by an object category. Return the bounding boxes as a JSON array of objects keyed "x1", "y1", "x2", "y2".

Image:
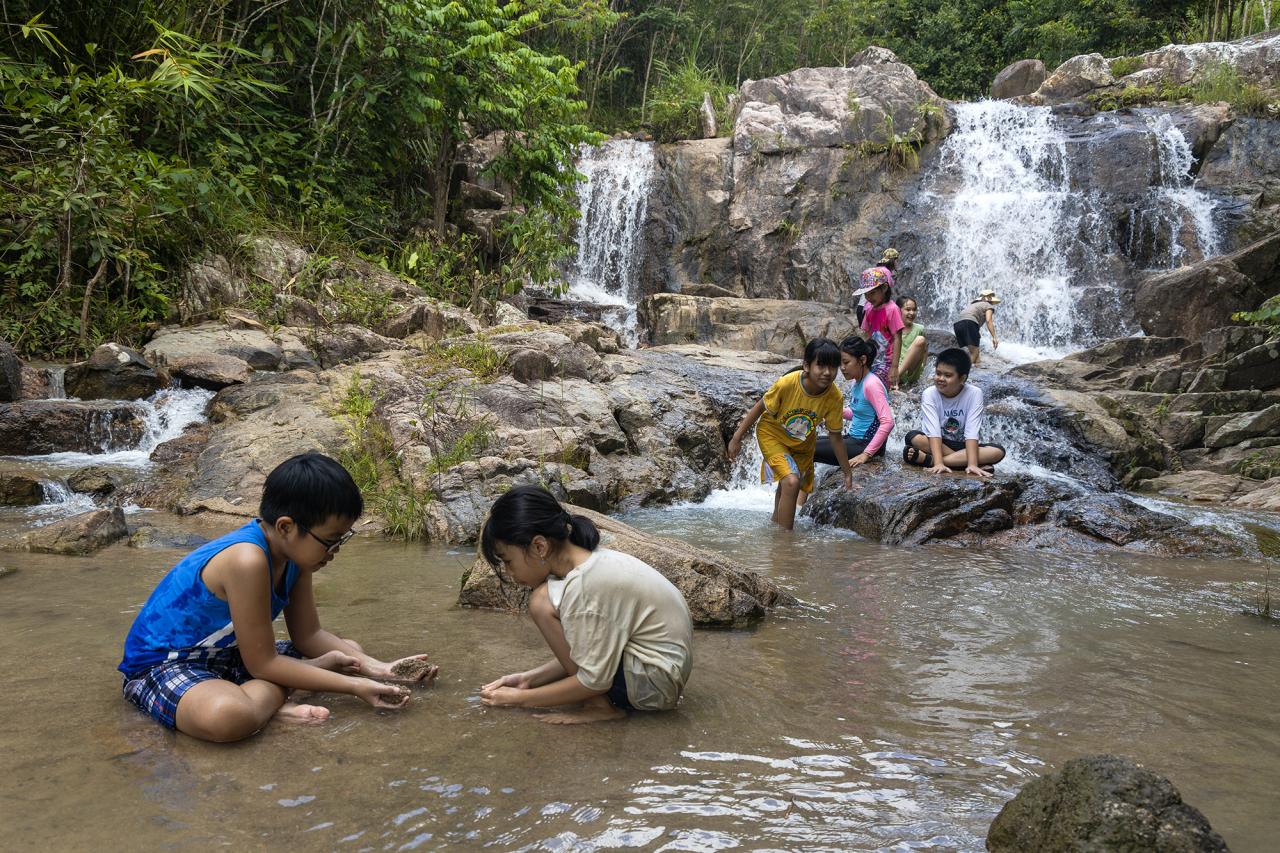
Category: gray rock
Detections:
[
  {"x1": 1198, "y1": 118, "x2": 1280, "y2": 244},
  {"x1": 1035, "y1": 53, "x2": 1114, "y2": 102},
  {"x1": 1136, "y1": 231, "x2": 1280, "y2": 341},
  {"x1": 14, "y1": 507, "x2": 129, "y2": 555},
  {"x1": 144, "y1": 322, "x2": 287, "y2": 389},
  {"x1": 0, "y1": 400, "x2": 145, "y2": 455},
  {"x1": 987, "y1": 754, "x2": 1229, "y2": 853},
  {"x1": 991, "y1": 58, "x2": 1046, "y2": 99},
  {"x1": 67, "y1": 465, "x2": 118, "y2": 497},
  {"x1": 64, "y1": 343, "x2": 167, "y2": 401},
  {"x1": 0, "y1": 340, "x2": 21, "y2": 402},
  {"x1": 1205, "y1": 403, "x2": 1280, "y2": 448},
  {"x1": 1221, "y1": 340, "x2": 1280, "y2": 392},
  {"x1": 640, "y1": 294, "x2": 859, "y2": 355},
  {"x1": 0, "y1": 472, "x2": 42, "y2": 506},
  {"x1": 18, "y1": 365, "x2": 50, "y2": 400},
  {"x1": 179, "y1": 254, "x2": 248, "y2": 322},
  {"x1": 459, "y1": 504, "x2": 796, "y2": 626},
  {"x1": 243, "y1": 234, "x2": 310, "y2": 288}
]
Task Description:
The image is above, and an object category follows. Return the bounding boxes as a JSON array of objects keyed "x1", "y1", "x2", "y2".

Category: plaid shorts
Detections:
[{"x1": 122, "y1": 641, "x2": 302, "y2": 730}]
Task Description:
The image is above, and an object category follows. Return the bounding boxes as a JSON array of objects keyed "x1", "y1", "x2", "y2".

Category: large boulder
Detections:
[
  {"x1": 458, "y1": 504, "x2": 796, "y2": 627},
  {"x1": 63, "y1": 343, "x2": 168, "y2": 401},
  {"x1": 1198, "y1": 119, "x2": 1280, "y2": 245},
  {"x1": 144, "y1": 322, "x2": 287, "y2": 389},
  {"x1": 178, "y1": 254, "x2": 248, "y2": 322},
  {"x1": 639, "y1": 294, "x2": 859, "y2": 355},
  {"x1": 991, "y1": 59, "x2": 1046, "y2": 99},
  {"x1": 987, "y1": 755, "x2": 1229, "y2": 852},
  {"x1": 733, "y1": 49, "x2": 948, "y2": 155},
  {"x1": 1136, "y1": 231, "x2": 1280, "y2": 341},
  {"x1": 0, "y1": 340, "x2": 21, "y2": 402},
  {"x1": 11, "y1": 508, "x2": 129, "y2": 555},
  {"x1": 1034, "y1": 53, "x2": 1114, "y2": 102},
  {"x1": 1118, "y1": 30, "x2": 1280, "y2": 89},
  {"x1": 0, "y1": 400, "x2": 145, "y2": 455}
]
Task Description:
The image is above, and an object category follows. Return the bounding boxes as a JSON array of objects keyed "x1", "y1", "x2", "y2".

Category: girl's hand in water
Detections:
[
  {"x1": 355, "y1": 679, "x2": 411, "y2": 709},
  {"x1": 483, "y1": 671, "x2": 533, "y2": 692},
  {"x1": 479, "y1": 684, "x2": 526, "y2": 707}
]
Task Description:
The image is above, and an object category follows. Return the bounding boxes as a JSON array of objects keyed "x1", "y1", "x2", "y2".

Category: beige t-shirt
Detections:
[{"x1": 553, "y1": 548, "x2": 693, "y2": 711}]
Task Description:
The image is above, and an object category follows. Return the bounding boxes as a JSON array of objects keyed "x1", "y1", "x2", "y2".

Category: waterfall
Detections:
[
  {"x1": 922, "y1": 100, "x2": 1219, "y2": 361},
  {"x1": 1129, "y1": 112, "x2": 1221, "y2": 268},
  {"x1": 47, "y1": 367, "x2": 66, "y2": 400},
  {"x1": 565, "y1": 139, "x2": 655, "y2": 345}
]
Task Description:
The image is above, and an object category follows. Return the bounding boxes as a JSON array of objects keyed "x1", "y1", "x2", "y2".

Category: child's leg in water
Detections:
[{"x1": 526, "y1": 584, "x2": 624, "y2": 725}]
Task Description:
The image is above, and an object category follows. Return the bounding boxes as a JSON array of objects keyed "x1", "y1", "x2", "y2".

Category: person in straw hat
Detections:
[{"x1": 952, "y1": 289, "x2": 1000, "y2": 367}]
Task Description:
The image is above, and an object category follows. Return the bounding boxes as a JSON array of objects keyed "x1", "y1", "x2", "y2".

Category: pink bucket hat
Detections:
[{"x1": 853, "y1": 266, "x2": 894, "y2": 297}]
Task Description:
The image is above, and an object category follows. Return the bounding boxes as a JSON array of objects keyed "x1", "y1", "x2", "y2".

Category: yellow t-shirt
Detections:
[{"x1": 758, "y1": 369, "x2": 844, "y2": 451}]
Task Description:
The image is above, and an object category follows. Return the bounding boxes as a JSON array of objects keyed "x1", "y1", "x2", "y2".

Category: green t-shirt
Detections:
[{"x1": 899, "y1": 322, "x2": 925, "y2": 385}]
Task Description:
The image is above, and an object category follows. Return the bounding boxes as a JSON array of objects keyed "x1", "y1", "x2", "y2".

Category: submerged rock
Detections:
[
  {"x1": 459, "y1": 505, "x2": 797, "y2": 627},
  {"x1": 67, "y1": 465, "x2": 119, "y2": 497},
  {"x1": 987, "y1": 754, "x2": 1229, "y2": 852},
  {"x1": 12, "y1": 508, "x2": 129, "y2": 555}
]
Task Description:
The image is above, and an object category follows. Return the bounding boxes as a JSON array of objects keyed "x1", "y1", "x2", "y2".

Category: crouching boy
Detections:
[
  {"x1": 903, "y1": 347, "x2": 1006, "y2": 478},
  {"x1": 118, "y1": 452, "x2": 438, "y2": 742}
]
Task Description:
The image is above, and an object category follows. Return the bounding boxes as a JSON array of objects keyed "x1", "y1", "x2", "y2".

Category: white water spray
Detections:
[
  {"x1": 565, "y1": 139, "x2": 656, "y2": 345},
  {"x1": 1132, "y1": 112, "x2": 1220, "y2": 268}
]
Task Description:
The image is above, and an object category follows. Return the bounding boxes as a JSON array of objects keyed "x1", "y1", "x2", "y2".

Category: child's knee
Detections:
[
  {"x1": 181, "y1": 692, "x2": 262, "y2": 742},
  {"x1": 778, "y1": 474, "x2": 802, "y2": 494}
]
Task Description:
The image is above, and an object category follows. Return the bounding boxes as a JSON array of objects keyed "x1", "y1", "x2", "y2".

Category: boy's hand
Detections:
[
  {"x1": 479, "y1": 684, "x2": 525, "y2": 707},
  {"x1": 965, "y1": 464, "x2": 993, "y2": 479},
  {"x1": 483, "y1": 671, "x2": 533, "y2": 692},
  {"x1": 367, "y1": 654, "x2": 440, "y2": 685},
  {"x1": 927, "y1": 463, "x2": 951, "y2": 475},
  {"x1": 727, "y1": 434, "x2": 742, "y2": 461},
  {"x1": 355, "y1": 679, "x2": 411, "y2": 709}
]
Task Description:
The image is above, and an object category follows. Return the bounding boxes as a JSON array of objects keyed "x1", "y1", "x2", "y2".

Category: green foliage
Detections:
[
  {"x1": 335, "y1": 374, "x2": 430, "y2": 540},
  {"x1": 1109, "y1": 55, "x2": 1146, "y2": 78},
  {"x1": 645, "y1": 57, "x2": 732, "y2": 143},
  {"x1": 416, "y1": 338, "x2": 508, "y2": 382},
  {"x1": 1232, "y1": 294, "x2": 1280, "y2": 329},
  {"x1": 1191, "y1": 61, "x2": 1274, "y2": 114},
  {"x1": 1239, "y1": 451, "x2": 1280, "y2": 481}
]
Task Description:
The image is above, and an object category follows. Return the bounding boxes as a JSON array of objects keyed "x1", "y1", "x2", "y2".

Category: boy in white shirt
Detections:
[{"x1": 903, "y1": 348, "x2": 1006, "y2": 478}]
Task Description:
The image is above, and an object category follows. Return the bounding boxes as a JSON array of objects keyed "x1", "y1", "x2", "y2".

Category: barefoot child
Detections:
[
  {"x1": 856, "y1": 267, "x2": 906, "y2": 390},
  {"x1": 902, "y1": 348, "x2": 1006, "y2": 478},
  {"x1": 479, "y1": 486, "x2": 693, "y2": 724},
  {"x1": 118, "y1": 452, "x2": 439, "y2": 742},
  {"x1": 895, "y1": 295, "x2": 928, "y2": 387},
  {"x1": 728, "y1": 338, "x2": 853, "y2": 529}
]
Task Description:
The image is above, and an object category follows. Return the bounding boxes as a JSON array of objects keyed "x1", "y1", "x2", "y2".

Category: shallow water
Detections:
[{"x1": 1, "y1": 506, "x2": 1278, "y2": 851}]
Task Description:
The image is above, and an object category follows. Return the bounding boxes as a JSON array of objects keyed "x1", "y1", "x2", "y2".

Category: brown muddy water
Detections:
[{"x1": 1, "y1": 505, "x2": 1278, "y2": 851}]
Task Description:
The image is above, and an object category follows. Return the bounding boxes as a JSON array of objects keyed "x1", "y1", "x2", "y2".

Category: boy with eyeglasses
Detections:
[{"x1": 118, "y1": 452, "x2": 437, "y2": 741}]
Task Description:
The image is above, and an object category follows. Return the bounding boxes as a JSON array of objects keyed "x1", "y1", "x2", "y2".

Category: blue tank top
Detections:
[
  {"x1": 118, "y1": 520, "x2": 300, "y2": 677},
  {"x1": 843, "y1": 374, "x2": 882, "y2": 441}
]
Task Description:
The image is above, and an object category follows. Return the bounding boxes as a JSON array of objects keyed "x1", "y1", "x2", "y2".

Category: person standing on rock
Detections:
[
  {"x1": 117, "y1": 452, "x2": 439, "y2": 742},
  {"x1": 855, "y1": 248, "x2": 899, "y2": 327},
  {"x1": 902, "y1": 348, "x2": 1006, "y2": 477},
  {"x1": 728, "y1": 337, "x2": 853, "y2": 529},
  {"x1": 479, "y1": 486, "x2": 693, "y2": 724},
  {"x1": 856, "y1": 267, "x2": 906, "y2": 390},
  {"x1": 952, "y1": 290, "x2": 1000, "y2": 367}
]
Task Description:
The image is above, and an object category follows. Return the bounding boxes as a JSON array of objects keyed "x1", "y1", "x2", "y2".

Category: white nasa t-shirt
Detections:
[{"x1": 920, "y1": 383, "x2": 984, "y2": 445}]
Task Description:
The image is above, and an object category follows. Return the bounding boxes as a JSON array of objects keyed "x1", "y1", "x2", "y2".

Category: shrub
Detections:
[{"x1": 646, "y1": 58, "x2": 733, "y2": 143}]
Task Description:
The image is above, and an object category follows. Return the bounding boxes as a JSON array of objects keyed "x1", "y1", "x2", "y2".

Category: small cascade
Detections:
[
  {"x1": 1127, "y1": 112, "x2": 1220, "y2": 268},
  {"x1": 696, "y1": 426, "x2": 775, "y2": 511},
  {"x1": 564, "y1": 139, "x2": 656, "y2": 345},
  {"x1": 46, "y1": 367, "x2": 66, "y2": 400}
]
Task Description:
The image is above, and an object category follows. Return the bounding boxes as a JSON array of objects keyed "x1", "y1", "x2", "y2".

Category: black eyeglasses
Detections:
[{"x1": 300, "y1": 525, "x2": 356, "y2": 554}]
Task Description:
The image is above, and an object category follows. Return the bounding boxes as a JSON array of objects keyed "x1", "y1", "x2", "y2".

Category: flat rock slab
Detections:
[
  {"x1": 988, "y1": 754, "x2": 1229, "y2": 852},
  {"x1": 0, "y1": 400, "x2": 145, "y2": 455},
  {"x1": 459, "y1": 505, "x2": 797, "y2": 627}
]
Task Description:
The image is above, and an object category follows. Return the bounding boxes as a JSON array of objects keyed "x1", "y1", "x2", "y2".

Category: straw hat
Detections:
[
  {"x1": 978, "y1": 289, "x2": 1002, "y2": 304},
  {"x1": 879, "y1": 247, "x2": 900, "y2": 264}
]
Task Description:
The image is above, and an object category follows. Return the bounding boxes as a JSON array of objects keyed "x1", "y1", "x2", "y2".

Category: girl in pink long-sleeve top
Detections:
[{"x1": 813, "y1": 336, "x2": 894, "y2": 467}]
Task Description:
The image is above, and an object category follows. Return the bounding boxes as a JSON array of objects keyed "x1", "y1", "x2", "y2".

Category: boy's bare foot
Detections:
[
  {"x1": 532, "y1": 696, "x2": 625, "y2": 725},
  {"x1": 274, "y1": 701, "x2": 330, "y2": 724}
]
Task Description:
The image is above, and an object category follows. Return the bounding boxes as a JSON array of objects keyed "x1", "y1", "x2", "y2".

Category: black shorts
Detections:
[
  {"x1": 607, "y1": 662, "x2": 635, "y2": 711},
  {"x1": 905, "y1": 429, "x2": 1006, "y2": 455},
  {"x1": 954, "y1": 319, "x2": 981, "y2": 348},
  {"x1": 813, "y1": 433, "x2": 885, "y2": 466}
]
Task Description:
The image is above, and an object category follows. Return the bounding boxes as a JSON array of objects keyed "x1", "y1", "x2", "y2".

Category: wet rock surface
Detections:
[
  {"x1": 0, "y1": 341, "x2": 21, "y2": 403},
  {"x1": 0, "y1": 472, "x2": 43, "y2": 506},
  {"x1": 987, "y1": 754, "x2": 1230, "y2": 852},
  {"x1": 9, "y1": 507, "x2": 129, "y2": 555},
  {"x1": 803, "y1": 466, "x2": 1248, "y2": 556},
  {"x1": 0, "y1": 400, "x2": 145, "y2": 455},
  {"x1": 639, "y1": 294, "x2": 859, "y2": 355},
  {"x1": 67, "y1": 465, "x2": 119, "y2": 497},
  {"x1": 459, "y1": 505, "x2": 797, "y2": 626}
]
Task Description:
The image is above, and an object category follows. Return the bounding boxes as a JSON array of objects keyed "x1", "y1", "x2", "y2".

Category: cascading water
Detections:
[
  {"x1": 921, "y1": 100, "x2": 1220, "y2": 361},
  {"x1": 565, "y1": 139, "x2": 655, "y2": 346},
  {"x1": 1129, "y1": 111, "x2": 1221, "y2": 268}
]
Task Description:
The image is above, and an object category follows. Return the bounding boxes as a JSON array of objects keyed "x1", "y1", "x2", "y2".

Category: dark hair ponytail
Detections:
[
  {"x1": 481, "y1": 485, "x2": 600, "y2": 567},
  {"x1": 839, "y1": 334, "x2": 878, "y2": 367}
]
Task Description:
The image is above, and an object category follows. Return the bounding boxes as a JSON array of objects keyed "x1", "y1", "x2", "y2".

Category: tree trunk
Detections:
[{"x1": 79, "y1": 259, "x2": 110, "y2": 350}]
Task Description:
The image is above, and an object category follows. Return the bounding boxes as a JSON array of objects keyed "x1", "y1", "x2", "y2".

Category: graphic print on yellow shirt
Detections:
[{"x1": 757, "y1": 370, "x2": 844, "y2": 451}]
